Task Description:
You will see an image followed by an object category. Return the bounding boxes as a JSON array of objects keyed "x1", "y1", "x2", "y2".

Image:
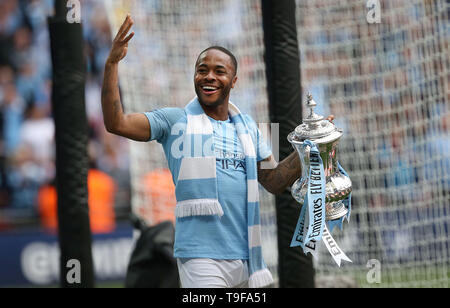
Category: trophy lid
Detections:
[{"x1": 289, "y1": 93, "x2": 342, "y2": 144}]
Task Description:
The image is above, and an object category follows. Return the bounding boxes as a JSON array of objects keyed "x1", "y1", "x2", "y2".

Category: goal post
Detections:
[
  {"x1": 261, "y1": 0, "x2": 315, "y2": 288},
  {"x1": 49, "y1": 0, "x2": 94, "y2": 288}
]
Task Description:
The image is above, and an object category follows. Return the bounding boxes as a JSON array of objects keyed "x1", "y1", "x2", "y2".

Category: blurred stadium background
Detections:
[{"x1": 0, "y1": 0, "x2": 448, "y2": 287}]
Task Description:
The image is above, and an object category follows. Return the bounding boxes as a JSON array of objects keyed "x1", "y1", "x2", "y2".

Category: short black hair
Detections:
[{"x1": 195, "y1": 46, "x2": 238, "y2": 76}]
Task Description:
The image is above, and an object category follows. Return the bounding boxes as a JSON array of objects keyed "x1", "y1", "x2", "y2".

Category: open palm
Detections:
[{"x1": 107, "y1": 14, "x2": 134, "y2": 64}]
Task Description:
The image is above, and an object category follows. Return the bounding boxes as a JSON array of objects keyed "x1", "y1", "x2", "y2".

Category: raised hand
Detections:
[{"x1": 107, "y1": 14, "x2": 134, "y2": 64}]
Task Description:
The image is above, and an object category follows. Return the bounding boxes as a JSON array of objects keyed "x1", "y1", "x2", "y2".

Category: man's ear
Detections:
[{"x1": 231, "y1": 75, "x2": 238, "y2": 88}]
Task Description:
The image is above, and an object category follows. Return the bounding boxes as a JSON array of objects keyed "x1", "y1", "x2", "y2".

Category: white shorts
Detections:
[{"x1": 177, "y1": 258, "x2": 249, "y2": 288}]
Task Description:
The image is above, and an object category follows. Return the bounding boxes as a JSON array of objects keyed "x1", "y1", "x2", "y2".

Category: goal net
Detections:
[
  {"x1": 296, "y1": 0, "x2": 449, "y2": 287},
  {"x1": 104, "y1": 0, "x2": 449, "y2": 287}
]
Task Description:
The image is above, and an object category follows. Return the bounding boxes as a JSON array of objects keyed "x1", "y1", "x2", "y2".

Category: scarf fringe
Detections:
[
  {"x1": 248, "y1": 268, "x2": 273, "y2": 288},
  {"x1": 175, "y1": 200, "x2": 224, "y2": 218}
]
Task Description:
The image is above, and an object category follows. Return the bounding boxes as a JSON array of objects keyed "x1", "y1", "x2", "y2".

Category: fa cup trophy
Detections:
[{"x1": 288, "y1": 93, "x2": 352, "y2": 266}]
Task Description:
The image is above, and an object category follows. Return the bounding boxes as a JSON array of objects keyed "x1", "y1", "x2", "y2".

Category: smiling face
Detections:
[{"x1": 194, "y1": 49, "x2": 237, "y2": 109}]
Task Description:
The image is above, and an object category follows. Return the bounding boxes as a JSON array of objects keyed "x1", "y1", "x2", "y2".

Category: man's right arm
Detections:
[{"x1": 101, "y1": 14, "x2": 150, "y2": 142}]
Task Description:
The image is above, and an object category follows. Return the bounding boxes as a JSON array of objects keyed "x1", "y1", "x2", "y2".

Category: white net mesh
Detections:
[
  {"x1": 297, "y1": 0, "x2": 449, "y2": 287},
  {"x1": 103, "y1": 0, "x2": 279, "y2": 284},
  {"x1": 104, "y1": 0, "x2": 449, "y2": 287}
]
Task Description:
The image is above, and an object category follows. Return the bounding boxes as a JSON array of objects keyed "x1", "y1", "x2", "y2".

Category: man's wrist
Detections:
[{"x1": 105, "y1": 58, "x2": 119, "y2": 67}]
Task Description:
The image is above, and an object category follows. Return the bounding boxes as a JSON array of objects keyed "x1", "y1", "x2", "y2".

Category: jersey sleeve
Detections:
[
  {"x1": 256, "y1": 124, "x2": 272, "y2": 162},
  {"x1": 244, "y1": 114, "x2": 273, "y2": 161},
  {"x1": 143, "y1": 107, "x2": 184, "y2": 143}
]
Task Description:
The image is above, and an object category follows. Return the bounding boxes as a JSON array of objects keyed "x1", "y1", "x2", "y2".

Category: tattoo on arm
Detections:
[
  {"x1": 258, "y1": 152, "x2": 301, "y2": 195},
  {"x1": 112, "y1": 99, "x2": 121, "y2": 115},
  {"x1": 101, "y1": 62, "x2": 124, "y2": 132}
]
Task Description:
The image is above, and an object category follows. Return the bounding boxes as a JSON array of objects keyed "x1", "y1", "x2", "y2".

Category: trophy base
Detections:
[{"x1": 326, "y1": 200, "x2": 348, "y2": 221}]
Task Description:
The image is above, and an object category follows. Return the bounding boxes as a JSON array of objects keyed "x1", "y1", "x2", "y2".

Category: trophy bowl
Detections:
[{"x1": 288, "y1": 94, "x2": 352, "y2": 221}]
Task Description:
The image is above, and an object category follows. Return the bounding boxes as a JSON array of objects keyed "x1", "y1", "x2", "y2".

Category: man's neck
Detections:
[{"x1": 200, "y1": 100, "x2": 229, "y2": 121}]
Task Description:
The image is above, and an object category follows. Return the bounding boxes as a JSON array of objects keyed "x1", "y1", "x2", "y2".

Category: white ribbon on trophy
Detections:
[{"x1": 290, "y1": 140, "x2": 352, "y2": 267}]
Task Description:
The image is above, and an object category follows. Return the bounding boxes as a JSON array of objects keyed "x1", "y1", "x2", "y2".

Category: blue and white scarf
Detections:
[{"x1": 174, "y1": 97, "x2": 273, "y2": 288}]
